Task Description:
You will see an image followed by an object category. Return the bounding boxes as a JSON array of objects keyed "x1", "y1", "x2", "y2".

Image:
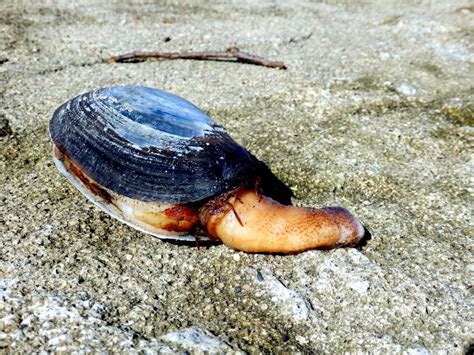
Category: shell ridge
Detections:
[
  {"x1": 91, "y1": 93, "x2": 195, "y2": 151},
  {"x1": 94, "y1": 87, "x2": 215, "y2": 142}
]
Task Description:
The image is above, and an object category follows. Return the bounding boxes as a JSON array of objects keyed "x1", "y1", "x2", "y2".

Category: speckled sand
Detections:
[{"x1": 1, "y1": 0, "x2": 473, "y2": 353}]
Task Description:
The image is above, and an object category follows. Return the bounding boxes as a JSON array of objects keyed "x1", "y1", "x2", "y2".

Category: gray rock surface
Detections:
[{"x1": 1, "y1": 0, "x2": 472, "y2": 353}]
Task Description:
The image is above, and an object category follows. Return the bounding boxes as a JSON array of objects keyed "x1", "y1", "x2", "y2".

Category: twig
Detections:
[{"x1": 106, "y1": 46, "x2": 287, "y2": 70}]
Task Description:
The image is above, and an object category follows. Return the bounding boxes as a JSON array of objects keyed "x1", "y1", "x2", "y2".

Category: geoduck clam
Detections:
[{"x1": 49, "y1": 86, "x2": 365, "y2": 253}]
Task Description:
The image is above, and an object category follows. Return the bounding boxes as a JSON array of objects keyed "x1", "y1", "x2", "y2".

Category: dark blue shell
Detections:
[{"x1": 49, "y1": 86, "x2": 291, "y2": 204}]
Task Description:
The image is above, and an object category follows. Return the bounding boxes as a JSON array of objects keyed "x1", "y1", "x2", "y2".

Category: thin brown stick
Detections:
[{"x1": 106, "y1": 46, "x2": 287, "y2": 70}]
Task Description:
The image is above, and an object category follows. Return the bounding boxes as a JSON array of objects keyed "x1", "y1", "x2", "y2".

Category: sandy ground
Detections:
[{"x1": 1, "y1": 0, "x2": 473, "y2": 353}]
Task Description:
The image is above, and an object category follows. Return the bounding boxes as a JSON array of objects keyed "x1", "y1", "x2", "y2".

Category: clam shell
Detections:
[
  {"x1": 49, "y1": 86, "x2": 292, "y2": 241},
  {"x1": 50, "y1": 86, "x2": 260, "y2": 204}
]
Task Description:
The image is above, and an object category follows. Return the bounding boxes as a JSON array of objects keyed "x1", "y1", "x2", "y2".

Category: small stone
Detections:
[
  {"x1": 295, "y1": 335, "x2": 308, "y2": 345},
  {"x1": 396, "y1": 83, "x2": 417, "y2": 96},
  {"x1": 465, "y1": 264, "x2": 474, "y2": 275},
  {"x1": 347, "y1": 280, "x2": 370, "y2": 294}
]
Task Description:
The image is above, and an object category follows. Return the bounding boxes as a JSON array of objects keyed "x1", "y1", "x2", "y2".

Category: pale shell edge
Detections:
[{"x1": 52, "y1": 149, "x2": 209, "y2": 242}]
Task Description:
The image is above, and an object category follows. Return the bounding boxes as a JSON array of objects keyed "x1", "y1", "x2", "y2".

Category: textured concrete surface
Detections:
[{"x1": 1, "y1": 0, "x2": 473, "y2": 353}]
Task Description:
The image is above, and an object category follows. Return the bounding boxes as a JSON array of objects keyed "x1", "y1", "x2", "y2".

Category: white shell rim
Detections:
[{"x1": 52, "y1": 149, "x2": 209, "y2": 242}]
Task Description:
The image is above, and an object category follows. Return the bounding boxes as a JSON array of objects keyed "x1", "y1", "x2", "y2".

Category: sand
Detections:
[{"x1": 1, "y1": 0, "x2": 472, "y2": 352}]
